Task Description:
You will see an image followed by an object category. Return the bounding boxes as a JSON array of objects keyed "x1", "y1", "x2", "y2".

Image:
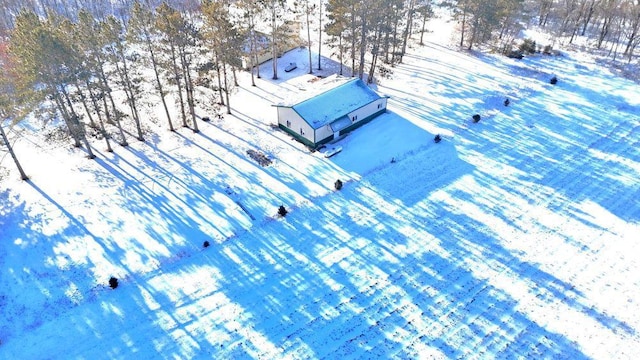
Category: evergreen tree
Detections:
[
  {"x1": 268, "y1": 0, "x2": 288, "y2": 80},
  {"x1": 202, "y1": 0, "x2": 242, "y2": 115},
  {"x1": 129, "y1": 1, "x2": 175, "y2": 132},
  {"x1": 236, "y1": 0, "x2": 266, "y2": 85},
  {"x1": 156, "y1": 2, "x2": 191, "y2": 129},
  {"x1": 9, "y1": 10, "x2": 95, "y2": 158},
  {"x1": 293, "y1": 0, "x2": 317, "y2": 74},
  {"x1": 0, "y1": 42, "x2": 29, "y2": 180},
  {"x1": 103, "y1": 15, "x2": 145, "y2": 141},
  {"x1": 325, "y1": 0, "x2": 349, "y2": 75},
  {"x1": 416, "y1": 0, "x2": 434, "y2": 45}
]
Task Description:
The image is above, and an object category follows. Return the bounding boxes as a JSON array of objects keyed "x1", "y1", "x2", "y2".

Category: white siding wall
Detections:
[
  {"x1": 315, "y1": 124, "x2": 334, "y2": 143},
  {"x1": 277, "y1": 107, "x2": 314, "y2": 144},
  {"x1": 346, "y1": 98, "x2": 387, "y2": 125}
]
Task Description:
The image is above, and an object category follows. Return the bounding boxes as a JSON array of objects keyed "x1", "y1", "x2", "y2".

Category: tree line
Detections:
[
  {"x1": 1, "y1": 0, "x2": 639, "y2": 181},
  {"x1": 448, "y1": 0, "x2": 640, "y2": 60},
  {"x1": 0, "y1": 0, "x2": 256, "y2": 177}
]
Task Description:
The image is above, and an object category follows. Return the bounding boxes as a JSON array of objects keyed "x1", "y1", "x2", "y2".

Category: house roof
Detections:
[{"x1": 276, "y1": 75, "x2": 385, "y2": 130}]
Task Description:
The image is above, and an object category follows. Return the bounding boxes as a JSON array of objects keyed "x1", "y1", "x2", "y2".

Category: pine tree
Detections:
[
  {"x1": 293, "y1": 0, "x2": 317, "y2": 74},
  {"x1": 268, "y1": 0, "x2": 288, "y2": 80},
  {"x1": 416, "y1": 1, "x2": 434, "y2": 45},
  {"x1": 103, "y1": 15, "x2": 145, "y2": 141},
  {"x1": 10, "y1": 10, "x2": 96, "y2": 158},
  {"x1": 129, "y1": 1, "x2": 175, "y2": 132},
  {"x1": 202, "y1": 0, "x2": 242, "y2": 115},
  {"x1": 0, "y1": 43, "x2": 29, "y2": 180},
  {"x1": 325, "y1": 0, "x2": 349, "y2": 75},
  {"x1": 73, "y1": 11, "x2": 115, "y2": 152},
  {"x1": 236, "y1": 0, "x2": 266, "y2": 85},
  {"x1": 156, "y1": 2, "x2": 190, "y2": 129}
]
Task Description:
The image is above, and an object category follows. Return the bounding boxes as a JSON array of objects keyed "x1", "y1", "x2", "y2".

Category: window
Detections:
[
  {"x1": 377, "y1": 103, "x2": 382, "y2": 109},
  {"x1": 352, "y1": 115, "x2": 357, "y2": 122},
  {"x1": 286, "y1": 120, "x2": 291, "y2": 127},
  {"x1": 300, "y1": 128, "x2": 304, "y2": 135}
]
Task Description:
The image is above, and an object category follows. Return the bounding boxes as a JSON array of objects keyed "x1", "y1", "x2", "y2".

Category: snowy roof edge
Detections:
[{"x1": 274, "y1": 75, "x2": 361, "y2": 108}]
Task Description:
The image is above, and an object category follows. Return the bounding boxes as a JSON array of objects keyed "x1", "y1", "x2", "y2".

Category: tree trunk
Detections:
[
  {"x1": 98, "y1": 65, "x2": 127, "y2": 146},
  {"x1": 351, "y1": 5, "x2": 356, "y2": 77},
  {"x1": 149, "y1": 44, "x2": 174, "y2": 131},
  {"x1": 52, "y1": 92, "x2": 81, "y2": 147},
  {"x1": 306, "y1": 1, "x2": 313, "y2": 74},
  {"x1": 222, "y1": 60, "x2": 232, "y2": 114},
  {"x1": 460, "y1": 8, "x2": 466, "y2": 48},
  {"x1": 581, "y1": 0, "x2": 595, "y2": 36},
  {"x1": 390, "y1": 7, "x2": 400, "y2": 62},
  {"x1": 271, "y1": 2, "x2": 279, "y2": 80},
  {"x1": 317, "y1": 0, "x2": 322, "y2": 70},
  {"x1": 598, "y1": 16, "x2": 611, "y2": 49},
  {"x1": 180, "y1": 49, "x2": 199, "y2": 133},
  {"x1": 85, "y1": 80, "x2": 112, "y2": 152},
  {"x1": 623, "y1": 14, "x2": 640, "y2": 57},
  {"x1": 214, "y1": 50, "x2": 225, "y2": 105},
  {"x1": 0, "y1": 122, "x2": 28, "y2": 180},
  {"x1": 400, "y1": 0, "x2": 416, "y2": 62},
  {"x1": 117, "y1": 54, "x2": 144, "y2": 141},
  {"x1": 358, "y1": 6, "x2": 367, "y2": 80},
  {"x1": 420, "y1": 13, "x2": 427, "y2": 45},
  {"x1": 61, "y1": 87, "x2": 96, "y2": 159},
  {"x1": 367, "y1": 23, "x2": 384, "y2": 84},
  {"x1": 248, "y1": 14, "x2": 258, "y2": 85},
  {"x1": 339, "y1": 33, "x2": 344, "y2": 75},
  {"x1": 170, "y1": 43, "x2": 188, "y2": 127}
]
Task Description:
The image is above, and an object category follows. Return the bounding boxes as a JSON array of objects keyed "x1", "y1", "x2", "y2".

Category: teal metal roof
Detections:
[{"x1": 277, "y1": 76, "x2": 384, "y2": 130}]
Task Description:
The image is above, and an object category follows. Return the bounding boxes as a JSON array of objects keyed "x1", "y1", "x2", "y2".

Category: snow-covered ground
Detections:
[{"x1": 1, "y1": 14, "x2": 640, "y2": 359}]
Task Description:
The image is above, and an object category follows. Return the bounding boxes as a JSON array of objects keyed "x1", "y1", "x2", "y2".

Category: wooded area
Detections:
[{"x1": 1, "y1": 0, "x2": 639, "y2": 179}]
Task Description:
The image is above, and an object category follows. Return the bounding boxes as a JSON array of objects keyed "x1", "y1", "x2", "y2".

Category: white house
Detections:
[
  {"x1": 240, "y1": 22, "x2": 303, "y2": 69},
  {"x1": 274, "y1": 75, "x2": 389, "y2": 148}
]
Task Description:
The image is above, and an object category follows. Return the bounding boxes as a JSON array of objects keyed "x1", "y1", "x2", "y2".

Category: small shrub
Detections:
[
  {"x1": 434, "y1": 134, "x2": 441, "y2": 143},
  {"x1": 542, "y1": 45, "x2": 553, "y2": 55},
  {"x1": 109, "y1": 277, "x2": 119, "y2": 289},
  {"x1": 519, "y1": 39, "x2": 537, "y2": 54},
  {"x1": 335, "y1": 179, "x2": 343, "y2": 190},
  {"x1": 203, "y1": 240, "x2": 210, "y2": 248},
  {"x1": 504, "y1": 98, "x2": 510, "y2": 107},
  {"x1": 278, "y1": 205, "x2": 288, "y2": 217},
  {"x1": 472, "y1": 114, "x2": 481, "y2": 123},
  {"x1": 550, "y1": 76, "x2": 558, "y2": 85}
]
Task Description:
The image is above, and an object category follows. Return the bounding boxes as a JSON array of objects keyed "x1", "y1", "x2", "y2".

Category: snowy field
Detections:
[{"x1": 1, "y1": 17, "x2": 640, "y2": 360}]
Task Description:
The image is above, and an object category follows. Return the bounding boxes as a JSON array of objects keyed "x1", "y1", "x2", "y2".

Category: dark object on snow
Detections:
[
  {"x1": 203, "y1": 240, "x2": 210, "y2": 248},
  {"x1": 109, "y1": 277, "x2": 119, "y2": 289},
  {"x1": 202, "y1": 116, "x2": 211, "y2": 122},
  {"x1": 506, "y1": 50, "x2": 524, "y2": 59},
  {"x1": 278, "y1": 205, "x2": 288, "y2": 217},
  {"x1": 434, "y1": 134, "x2": 442, "y2": 143},
  {"x1": 550, "y1": 76, "x2": 558, "y2": 85},
  {"x1": 504, "y1": 98, "x2": 510, "y2": 107},
  {"x1": 472, "y1": 114, "x2": 481, "y2": 123},
  {"x1": 335, "y1": 179, "x2": 343, "y2": 190},
  {"x1": 247, "y1": 149, "x2": 272, "y2": 167},
  {"x1": 284, "y1": 62, "x2": 297, "y2": 72}
]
